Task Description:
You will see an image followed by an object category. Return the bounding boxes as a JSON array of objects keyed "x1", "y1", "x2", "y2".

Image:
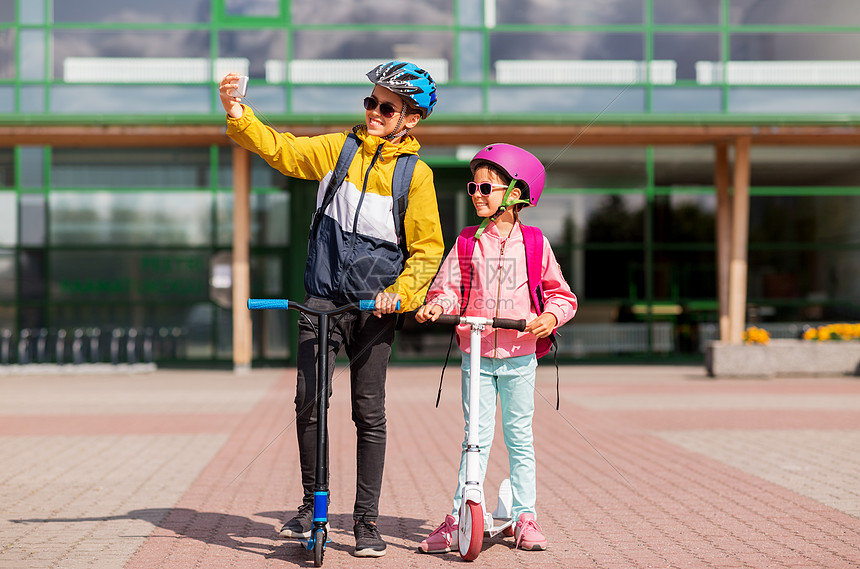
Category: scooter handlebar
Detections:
[
  {"x1": 428, "y1": 314, "x2": 527, "y2": 331},
  {"x1": 493, "y1": 317, "x2": 527, "y2": 331},
  {"x1": 434, "y1": 314, "x2": 462, "y2": 326},
  {"x1": 247, "y1": 299, "x2": 398, "y2": 312},
  {"x1": 358, "y1": 299, "x2": 400, "y2": 311},
  {"x1": 248, "y1": 298, "x2": 289, "y2": 310}
]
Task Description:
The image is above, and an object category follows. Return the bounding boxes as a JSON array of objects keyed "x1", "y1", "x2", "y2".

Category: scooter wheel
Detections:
[
  {"x1": 313, "y1": 528, "x2": 325, "y2": 567},
  {"x1": 458, "y1": 500, "x2": 484, "y2": 561}
]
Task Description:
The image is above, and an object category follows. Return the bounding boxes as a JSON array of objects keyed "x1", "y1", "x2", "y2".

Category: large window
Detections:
[
  {"x1": 52, "y1": 30, "x2": 211, "y2": 80},
  {"x1": 225, "y1": 0, "x2": 279, "y2": 17},
  {"x1": 217, "y1": 29, "x2": 286, "y2": 80},
  {"x1": 0, "y1": 251, "x2": 14, "y2": 300},
  {"x1": 53, "y1": 0, "x2": 210, "y2": 23},
  {"x1": 491, "y1": 32, "x2": 644, "y2": 65},
  {"x1": 0, "y1": 149, "x2": 12, "y2": 187},
  {"x1": 291, "y1": 0, "x2": 454, "y2": 25},
  {"x1": 50, "y1": 192, "x2": 213, "y2": 246},
  {"x1": 53, "y1": 148, "x2": 210, "y2": 188},
  {"x1": 2, "y1": 3, "x2": 860, "y2": 365},
  {"x1": 730, "y1": 33, "x2": 860, "y2": 62},
  {"x1": 0, "y1": 192, "x2": 16, "y2": 246},
  {"x1": 2, "y1": 1, "x2": 860, "y2": 119},
  {"x1": 654, "y1": 34, "x2": 720, "y2": 82},
  {"x1": 292, "y1": 30, "x2": 452, "y2": 62},
  {"x1": 215, "y1": 191, "x2": 289, "y2": 247},
  {"x1": 747, "y1": 147, "x2": 860, "y2": 187},
  {"x1": 0, "y1": 29, "x2": 13, "y2": 79},
  {"x1": 496, "y1": 0, "x2": 644, "y2": 25},
  {"x1": 50, "y1": 250, "x2": 209, "y2": 303},
  {"x1": 730, "y1": 0, "x2": 859, "y2": 26},
  {"x1": 653, "y1": 0, "x2": 721, "y2": 25}
]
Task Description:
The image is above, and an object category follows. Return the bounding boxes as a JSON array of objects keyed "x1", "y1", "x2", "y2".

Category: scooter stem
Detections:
[
  {"x1": 464, "y1": 323, "x2": 484, "y2": 495},
  {"x1": 313, "y1": 312, "x2": 329, "y2": 526}
]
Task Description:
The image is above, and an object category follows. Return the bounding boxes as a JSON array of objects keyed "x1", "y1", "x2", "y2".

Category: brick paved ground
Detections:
[{"x1": 1, "y1": 365, "x2": 859, "y2": 568}]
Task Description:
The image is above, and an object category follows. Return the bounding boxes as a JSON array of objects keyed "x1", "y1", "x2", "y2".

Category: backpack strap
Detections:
[
  {"x1": 457, "y1": 226, "x2": 479, "y2": 315},
  {"x1": 391, "y1": 153, "x2": 417, "y2": 254},
  {"x1": 522, "y1": 224, "x2": 561, "y2": 410},
  {"x1": 522, "y1": 225, "x2": 556, "y2": 359},
  {"x1": 522, "y1": 225, "x2": 545, "y2": 314},
  {"x1": 435, "y1": 225, "x2": 478, "y2": 408},
  {"x1": 309, "y1": 132, "x2": 361, "y2": 239},
  {"x1": 390, "y1": 152, "x2": 417, "y2": 330}
]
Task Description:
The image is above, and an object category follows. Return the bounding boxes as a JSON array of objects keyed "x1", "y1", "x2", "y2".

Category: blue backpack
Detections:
[{"x1": 306, "y1": 132, "x2": 417, "y2": 303}]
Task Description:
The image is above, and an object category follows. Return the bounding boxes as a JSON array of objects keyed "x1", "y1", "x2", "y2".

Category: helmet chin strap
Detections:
[
  {"x1": 474, "y1": 180, "x2": 530, "y2": 239},
  {"x1": 382, "y1": 105, "x2": 410, "y2": 141}
]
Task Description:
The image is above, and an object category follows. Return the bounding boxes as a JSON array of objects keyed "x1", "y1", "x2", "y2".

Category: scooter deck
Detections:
[{"x1": 486, "y1": 517, "x2": 514, "y2": 538}]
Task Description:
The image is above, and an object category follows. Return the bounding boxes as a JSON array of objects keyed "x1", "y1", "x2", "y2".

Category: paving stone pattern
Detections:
[{"x1": 0, "y1": 366, "x2": 858, "y2": 568}]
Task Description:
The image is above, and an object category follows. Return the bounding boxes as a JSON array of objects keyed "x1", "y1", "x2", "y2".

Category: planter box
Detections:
[{"x1": 706, "y1": 339, "x2": 860, "y2": 378}]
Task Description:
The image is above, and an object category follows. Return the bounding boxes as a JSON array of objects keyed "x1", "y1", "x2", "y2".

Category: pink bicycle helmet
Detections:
[{"x1": 470, "y1": 143, "x2": 545, "y2": 206}]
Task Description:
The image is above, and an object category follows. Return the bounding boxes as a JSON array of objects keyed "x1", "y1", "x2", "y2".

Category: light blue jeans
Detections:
[{"x1": 450, "y1": 351, "x2": 538, "y2": 523}]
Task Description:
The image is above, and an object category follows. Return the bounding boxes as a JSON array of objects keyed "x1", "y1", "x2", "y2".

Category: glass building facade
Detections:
[{"x1": 1, "y1": 0, "x2": 859, "y2": 365}]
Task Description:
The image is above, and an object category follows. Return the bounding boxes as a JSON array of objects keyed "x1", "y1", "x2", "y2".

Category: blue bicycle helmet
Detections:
[{"x1": 366, "y1": 61, "x2": 437, "y2": 119}]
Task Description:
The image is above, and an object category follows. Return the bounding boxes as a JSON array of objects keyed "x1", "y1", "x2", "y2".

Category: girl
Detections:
[{"x1": 415, "y1": 144, "x2": 577, "y2": 552}]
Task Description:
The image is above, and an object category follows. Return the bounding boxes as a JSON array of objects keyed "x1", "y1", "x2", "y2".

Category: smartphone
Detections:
[{"x1": 229, "y1": 75, "x2": 248, "y2": 98}]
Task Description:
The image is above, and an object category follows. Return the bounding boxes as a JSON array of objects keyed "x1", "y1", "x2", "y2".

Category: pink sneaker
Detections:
[
  {"x1": 418, "y1": 514, "x2": 458, "y2": 554},
  {"x1": 514, "y1": 513, "x2": 547, "y2": 551}
]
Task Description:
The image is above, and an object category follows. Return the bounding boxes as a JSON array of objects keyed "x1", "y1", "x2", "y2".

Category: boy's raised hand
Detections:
[
  {"x1": 218, "y1": 73, "x2": 245, "y2": 119},
  {"x1": 524, "y1": 312, "x2": 557, "y2": 338}
]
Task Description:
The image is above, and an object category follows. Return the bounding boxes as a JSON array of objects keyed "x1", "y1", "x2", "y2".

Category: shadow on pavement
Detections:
[{"x1": 11, "y1": 507, "x2": 436, "y2": 564}]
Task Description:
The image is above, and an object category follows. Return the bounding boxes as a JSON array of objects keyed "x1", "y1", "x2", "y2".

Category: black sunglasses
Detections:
[
  {"x1": 467, "y1": 182, "x2": 509, "y2": 196},
  {"x1": 363, "y1": 97, "x2": 400, "y2": 119}
]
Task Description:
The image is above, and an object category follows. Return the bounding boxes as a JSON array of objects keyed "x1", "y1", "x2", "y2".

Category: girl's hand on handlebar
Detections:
[
  {"x1": 524, "y1": 312, "x2": 557, "y2": 338},
  {"x1": 373, "y1": 292, "x2": 402, "y2": 317},
  {"x1": 415, "y1": 304, "x2": 444, "y2": 323}
]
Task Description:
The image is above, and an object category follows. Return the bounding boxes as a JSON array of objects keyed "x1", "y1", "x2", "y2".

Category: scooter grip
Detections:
[
  {"x1": 434, "y1": 315, "x2": 462, "y2": 326},
  {"x1": 492, "y1": 317, "x2": 527, "y2": 331},
  {"x1": 358, "y1": 300, "x2": 401, "y2": 311},
  {"x1": 247, "y1": 299, "x2": 289, "y2": 310}
]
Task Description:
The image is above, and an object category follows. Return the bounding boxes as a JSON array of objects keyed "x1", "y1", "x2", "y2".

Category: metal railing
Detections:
[
  {"x1": 63, "y1": 57, "x2": 249, "y2": 83},
  {"x1": 0, "y1": 327, "x2": 183, "y2": 368},
  {"x1": 560, "y1": 322, "x2": 675, "y2": 356},
  {"x1": 495, "y1": 59, "x2": 677, "y2": 85},
  {"x1": 696, "y1": 60, "x2": 860, "y2": 85}
]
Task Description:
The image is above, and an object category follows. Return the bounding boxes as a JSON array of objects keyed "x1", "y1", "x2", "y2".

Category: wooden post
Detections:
[
  {"x1": 728, "y1": 137, "x2": 751, "y2": 345},
  {"x1": 714, "y1": 143, "x2": 732, "y2": 342},
  {"x1": 232, "y1": 146, "x2": 252, "y2": 372}
]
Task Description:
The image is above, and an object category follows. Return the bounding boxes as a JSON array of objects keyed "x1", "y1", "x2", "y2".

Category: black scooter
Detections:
[{"x1": 247, "y1": 297, "x2": 386, "y2": 567}]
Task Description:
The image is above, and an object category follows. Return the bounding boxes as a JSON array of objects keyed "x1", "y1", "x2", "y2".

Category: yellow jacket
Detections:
[{"x1": 226, "y1": 106, "x2": 444, "y2": 311}]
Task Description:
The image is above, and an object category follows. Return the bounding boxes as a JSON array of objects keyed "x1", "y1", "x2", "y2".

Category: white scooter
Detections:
[{"x1": 434, "y1": 314, "x2": 525, "y2": 561}]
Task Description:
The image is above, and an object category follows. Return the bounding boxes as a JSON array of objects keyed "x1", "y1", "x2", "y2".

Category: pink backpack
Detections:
[{"x1": 456, "y1": 224, "x2": 556, "y2": 359}]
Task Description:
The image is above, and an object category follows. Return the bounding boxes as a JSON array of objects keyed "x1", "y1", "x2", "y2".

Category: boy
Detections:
[{"x1": 219, "y1": 61, "x2": 444, "y2": 557}]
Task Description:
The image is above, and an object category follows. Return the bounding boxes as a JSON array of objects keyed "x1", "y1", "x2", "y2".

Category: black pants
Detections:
[{"x1": 294, "y1": 296, "x2": 396, "y2": 522}]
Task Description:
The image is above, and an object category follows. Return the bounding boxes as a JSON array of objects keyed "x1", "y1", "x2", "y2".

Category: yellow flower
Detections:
[
  {"x1": 801, "y1": 323, "x2": 859, "y2": 342},
  {"x1": 743, "y1": 326, "x2": 770, "y2": 345}
]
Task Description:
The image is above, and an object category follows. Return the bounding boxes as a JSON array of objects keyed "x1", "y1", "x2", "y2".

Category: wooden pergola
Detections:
[{"x1": 5, "y1": 122, "x2": 860, "y2": 370}]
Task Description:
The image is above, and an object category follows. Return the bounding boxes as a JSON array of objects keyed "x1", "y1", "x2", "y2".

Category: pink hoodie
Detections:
[{"x1": 425, "y1": 222, "x2": 577, "y2": 359}]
